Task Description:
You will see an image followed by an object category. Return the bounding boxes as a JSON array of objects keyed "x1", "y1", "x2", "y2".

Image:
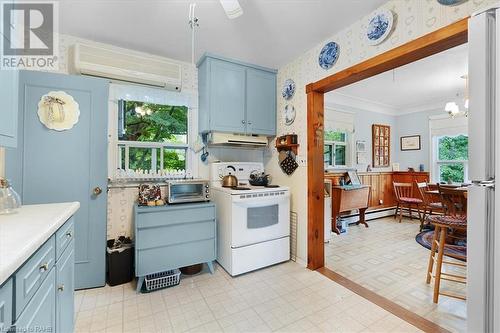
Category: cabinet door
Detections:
[
  {"x1": 0, "y1": 279, "x2": 13, "y2": 331},
  {"x1": 209, "y1": 59, "x2": 246, "y2": 133},
  {"x1": 15, "y1": 269, "x2": 56, "y2": 332},
  {"x1": 0, "y1": 70, "x2": 18, "y2": 147},
  {"x1": 56, "y1": 243, "x2": 74, "y2": 333},
  {"x1": 246, "y1": 68, "x2": 276, "y2": 136}
]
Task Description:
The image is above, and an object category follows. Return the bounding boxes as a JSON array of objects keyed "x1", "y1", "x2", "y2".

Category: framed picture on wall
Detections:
[
  {"x1": 400, "y1": 135, "x2": 421, "y2": 151},
  {"x1": 356, "y1": 140, "x2": 366, "y2": 152},
  {"x1": 372, "y1": 124, "x2": 390, "y2": 167}
]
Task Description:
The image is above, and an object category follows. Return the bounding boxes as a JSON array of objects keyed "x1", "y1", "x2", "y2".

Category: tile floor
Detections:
[
  {"x1": 325, "y1": 216, "x2": 466, "y2": 333},
  {"x1": 74, "y1": 261, "x2": 424, "y2": 333}
]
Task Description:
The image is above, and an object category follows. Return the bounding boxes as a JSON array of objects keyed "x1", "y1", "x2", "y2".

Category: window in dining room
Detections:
[
  {"x1": 434, "y1": 134, "x2": 468, "y2": 183},
  {"x1": 324, "y1": 130, "x2": 348, "y2": 167}
]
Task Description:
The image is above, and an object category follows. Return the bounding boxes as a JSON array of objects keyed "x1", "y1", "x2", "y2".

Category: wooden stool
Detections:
[{"x1": 425, "y1": 186, "x2": 467, "y2": 303}]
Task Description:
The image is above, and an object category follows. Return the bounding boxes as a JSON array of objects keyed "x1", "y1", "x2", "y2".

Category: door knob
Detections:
[{"x1": 93, "y1": 187, "x2": 103, "y2": 196}]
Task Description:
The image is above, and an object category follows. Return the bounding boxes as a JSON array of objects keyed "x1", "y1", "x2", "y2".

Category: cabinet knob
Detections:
[
  {"x1": 247, "y1": 121, "x2": 252, "y2": 125},
  {"x1": 66, "y1": 231, "x2": 73, "y2": 238},
  {"x1": 93, "y1": 187, "x2": 103, "y2": 196},
  {"x1": 39, "y1": 263, "x2": 49, "y2": 272},
  {"x1": 241, "y1": 120, "x2": 246, "y2": 124},
  {"x1": 58, "y1": 284, "x2": 64, "y2": 292}
]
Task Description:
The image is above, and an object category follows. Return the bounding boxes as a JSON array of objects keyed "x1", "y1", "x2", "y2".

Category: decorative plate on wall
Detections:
[
  {"x1": 37, "y1": 91, "x2": 80, "y2": 131},
  {"x1": 281, "y1": 79, "x2": 296, "y2": 100},
  {"x1": 437, "y1": 0, "x2": 468, "y2": 6},
  {"x1": 318, "y1": 42, "x2": 340, "y2": 70},
  {"x1": 366, "y1": 9, "x2": 394, "y2": 45},
  {"x1": 284, "y1": 104, "x2": 296, "y2": 126}
]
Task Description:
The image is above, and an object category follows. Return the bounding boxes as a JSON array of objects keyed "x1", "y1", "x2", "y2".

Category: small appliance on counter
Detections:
[
  {"x1": 165, "y1": 179, "x2": 210, "y2": 204},
  {"x1": 0, "y1": 177, "x2": 21, "y2": 214}
]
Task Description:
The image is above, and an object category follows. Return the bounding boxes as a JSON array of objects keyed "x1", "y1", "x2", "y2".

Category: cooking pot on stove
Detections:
[{"x1": 249, "y1": 171, "x2": 271, "y2": 186}]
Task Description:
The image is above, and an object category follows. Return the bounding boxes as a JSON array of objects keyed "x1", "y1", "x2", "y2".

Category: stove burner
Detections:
[{"x1": 231, "y1": 186, "x2": 251, "y2": 190}]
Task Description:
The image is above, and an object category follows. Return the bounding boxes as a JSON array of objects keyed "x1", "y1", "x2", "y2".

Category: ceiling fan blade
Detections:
[{"x1": 219, "y1": 0, "x2": 243, "y2": 19}]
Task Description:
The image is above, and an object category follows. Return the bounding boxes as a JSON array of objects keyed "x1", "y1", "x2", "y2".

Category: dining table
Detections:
[{"x1": 425, "y1": 185, "x2": 469, "y2": 198}]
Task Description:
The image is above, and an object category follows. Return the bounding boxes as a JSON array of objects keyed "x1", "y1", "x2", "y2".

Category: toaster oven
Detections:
[{"x1": 165, "y1": 179, "x2": 210, "y2": 204}]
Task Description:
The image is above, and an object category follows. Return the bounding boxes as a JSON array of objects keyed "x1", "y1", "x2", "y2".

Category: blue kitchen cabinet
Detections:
[
  {"x1": 246, "y1": 68, "x2": 277, "y2": 136},
  {"x1": 0, "y1": 70, "x2": 19, "y2": 147},
  {"x1": 0, "y1": 279, "x2": 12, "y2": 331},
  {"x1": 5, "y1": 217, "x2": 75, "y2": 332},
  {"x1": 134, "y1": 203, "x2": 216, "y2": 291},
  {"x1": 197, "y1": 54, "x2": 277, "y2": 136},
  {"x1": 56, "y1": 242, "x2": 75, "y2": 333},
  {"x1": 15, "y1": 268, "x2": 56, "y2": 332}
]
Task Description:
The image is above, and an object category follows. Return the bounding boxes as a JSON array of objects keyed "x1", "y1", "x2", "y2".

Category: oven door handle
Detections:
[{"x1": 232, "y1": 192, "x2": 290, "y2": 205}]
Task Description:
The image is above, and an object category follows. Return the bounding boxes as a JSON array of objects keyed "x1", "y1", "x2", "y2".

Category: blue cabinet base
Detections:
[{"x1": 134, "y1": 203, "x2": 217, "y2": 293}]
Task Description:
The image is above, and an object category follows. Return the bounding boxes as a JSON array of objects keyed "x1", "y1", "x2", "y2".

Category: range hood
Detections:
[{"x1": 208, "y1": 132, "x2": 268, "y2": 147}]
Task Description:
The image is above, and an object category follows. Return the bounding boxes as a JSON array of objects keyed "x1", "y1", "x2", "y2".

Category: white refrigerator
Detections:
[{"x1": 468, "y1": 5, "x2": 500, "y2": 333}]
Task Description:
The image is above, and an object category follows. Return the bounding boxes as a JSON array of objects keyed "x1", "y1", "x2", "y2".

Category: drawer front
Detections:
[
  {"x1": 0, "y1": 279, "x2": 13, "y2": 331},
  {"x1": 15, "y1": 236, "x2": 56, "y2": 318},
  {"x1": 136, "y1": 238, "x2": 215, "y2": 276},
  {"x1": 136, "y1": 204, "x2": 215, "y2": 229},
  {"x1": 55, "y1": 217, "x2": 74, "y2": 259},
  {"x1": 137, "y1": 219, "x2": 215, "y2": 250},
  {"x1": 56, "y1": 242, "x2": 74, "y2": 333},
  {"x1": 15, "y1": 268, "x2": 56, "y2": 333}
]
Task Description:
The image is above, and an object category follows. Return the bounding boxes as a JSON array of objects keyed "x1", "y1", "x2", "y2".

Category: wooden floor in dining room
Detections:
[{"x1": 325, "y1": 217, "x2": 466, "y2": 333}]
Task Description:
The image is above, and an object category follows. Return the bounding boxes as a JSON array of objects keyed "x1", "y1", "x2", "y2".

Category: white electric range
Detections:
[{"x1": 210, "y1": 162, "x2": 290, "y2": 276}]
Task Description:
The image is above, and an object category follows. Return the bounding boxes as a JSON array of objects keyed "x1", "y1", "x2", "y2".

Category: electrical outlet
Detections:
[{"x1": 379, "y1": 199, "x2": 383, "y2": 205}]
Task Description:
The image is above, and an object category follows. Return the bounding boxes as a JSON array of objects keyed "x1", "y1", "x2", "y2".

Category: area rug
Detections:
[{"x1": 415, "y1": 230, "x2": 466, "y2": 261}]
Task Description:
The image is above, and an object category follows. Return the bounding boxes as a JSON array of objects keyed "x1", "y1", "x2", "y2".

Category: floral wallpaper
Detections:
[{"x1": 265, "y1": 0, "x2": 497, "y2": 264}]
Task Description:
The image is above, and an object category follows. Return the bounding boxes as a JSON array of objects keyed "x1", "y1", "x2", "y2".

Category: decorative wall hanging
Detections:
[
  {"x1": 318, "y1": 42, "x2": 340, "y2": 70},
  {"x1": 37, "y1": 91, "x2": 80, "y2": 131},
  {"x1": 400, "y1": 135, "x2": 421, "y2": 151},
  {"x1": 281, "y1": 79, "x2": 296, "y2": 100},
  {"x1": 372, "y1": 124, "x2": 391, "y2": 167},
  {"x1": 437, "y1": 0, "x2": 468, "y2": 6},
  {"x1": 275, "y1": 134, "x2": 299, "y2": 175},
  {"x1": 365, "y1": 9, "x2": 394, "y2": 45},
  {"x1": 284, "y1": 105, "x2": 296, "y2": 126}
]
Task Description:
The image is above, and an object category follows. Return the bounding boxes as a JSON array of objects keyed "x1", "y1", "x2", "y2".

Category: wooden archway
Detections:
[{"x1": 306, "y1": 18, "x2": 469, "y2": 269}]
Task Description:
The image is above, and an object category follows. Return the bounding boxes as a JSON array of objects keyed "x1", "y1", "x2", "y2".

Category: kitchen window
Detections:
[
  {"x1": 433, "y1": 134, "x2": 468, "y2": 183},
  {"x1": 324, "y1": 130, "x2": 348, "y2": 167},
  {"x1": 117, "y1": 100, "x2": 188, "y2": 171}
]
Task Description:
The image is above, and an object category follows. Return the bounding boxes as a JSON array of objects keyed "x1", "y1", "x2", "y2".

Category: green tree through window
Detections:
[
  {"x1": 436, "y1": 135, "x2": 468, "y2": 183},
  {"x1": 118, "y1": 100, "x2": 188, "y2": 171}
]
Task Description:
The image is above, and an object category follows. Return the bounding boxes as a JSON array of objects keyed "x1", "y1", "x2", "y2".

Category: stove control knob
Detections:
[
  {"x1": 205, "y1": 195, "x2": 210, "y2": 199},
  {"x1": 205, "y1": 189, "x2": 209, "y2": 193}
]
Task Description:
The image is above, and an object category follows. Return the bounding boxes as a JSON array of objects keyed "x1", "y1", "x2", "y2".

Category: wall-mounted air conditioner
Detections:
[{"x1": 69, "y1": 43, "x2": 182, "y2": 91}]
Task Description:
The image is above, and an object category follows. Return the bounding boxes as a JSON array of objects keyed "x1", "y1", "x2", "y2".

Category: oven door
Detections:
[{"x1": 231, "y1": 191, "x2": 290, "y2": 248}]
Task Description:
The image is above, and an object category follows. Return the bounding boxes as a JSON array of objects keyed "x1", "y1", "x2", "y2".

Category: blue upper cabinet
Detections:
[
  {"x1": 246, "y1": 68, "x2": 277, "y2": 136},
  {"x1": 0, "y1": 70, "x2": 19, "y2": 148},
  {"x1": 198, "y1": 54, "x2": 277, "y2": 136}
]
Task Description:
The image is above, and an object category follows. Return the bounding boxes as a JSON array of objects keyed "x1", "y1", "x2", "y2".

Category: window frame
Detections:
[
  {"x1": 432, "y1": 134, "x2": 469, "y2": 183},
  {"x1": 108, "y1": 84, "x2": 197, "y2": 180},
  {"x1": 324, "y1": 131, "x2": 348, "y2": 168}
]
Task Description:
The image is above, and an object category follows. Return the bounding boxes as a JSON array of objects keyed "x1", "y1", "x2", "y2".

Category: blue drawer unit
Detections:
[
  {"x1": 0, "y1": 279, "x2": 12, "y2": 332},
  {"x1": 55, "y1": 216, "x2": 74, "y2": 259},
  {"x1": 15, "y1": 236, "x2": 56, "y2": 318},
  {"x1": 134, "y1": 203, "x2": 216, "y2": 291}
]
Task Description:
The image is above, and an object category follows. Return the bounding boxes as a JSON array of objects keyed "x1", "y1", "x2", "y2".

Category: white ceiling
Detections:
[
  {"x1": 57, "y1": 0, "x2": 386, "y2": 69},
  {"x1": 326, "y1": 43, "x2": 468, "y2": 115}
]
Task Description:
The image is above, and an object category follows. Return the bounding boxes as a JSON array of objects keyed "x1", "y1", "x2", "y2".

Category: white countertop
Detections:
[{"x1": 0, "y1": 202, "x2": 80, "y2": 286}]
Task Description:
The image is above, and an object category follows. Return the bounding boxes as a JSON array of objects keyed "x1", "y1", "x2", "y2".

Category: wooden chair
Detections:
[
  {"x1": 426, "y1": 185, "x2": 467, "y2": 303},
  {"x1": 416, "y1": 182, "x2": 443, "y2": 231},
  {"x1": 393, "y1": 182, "x2": 423, "y2": 223}
]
